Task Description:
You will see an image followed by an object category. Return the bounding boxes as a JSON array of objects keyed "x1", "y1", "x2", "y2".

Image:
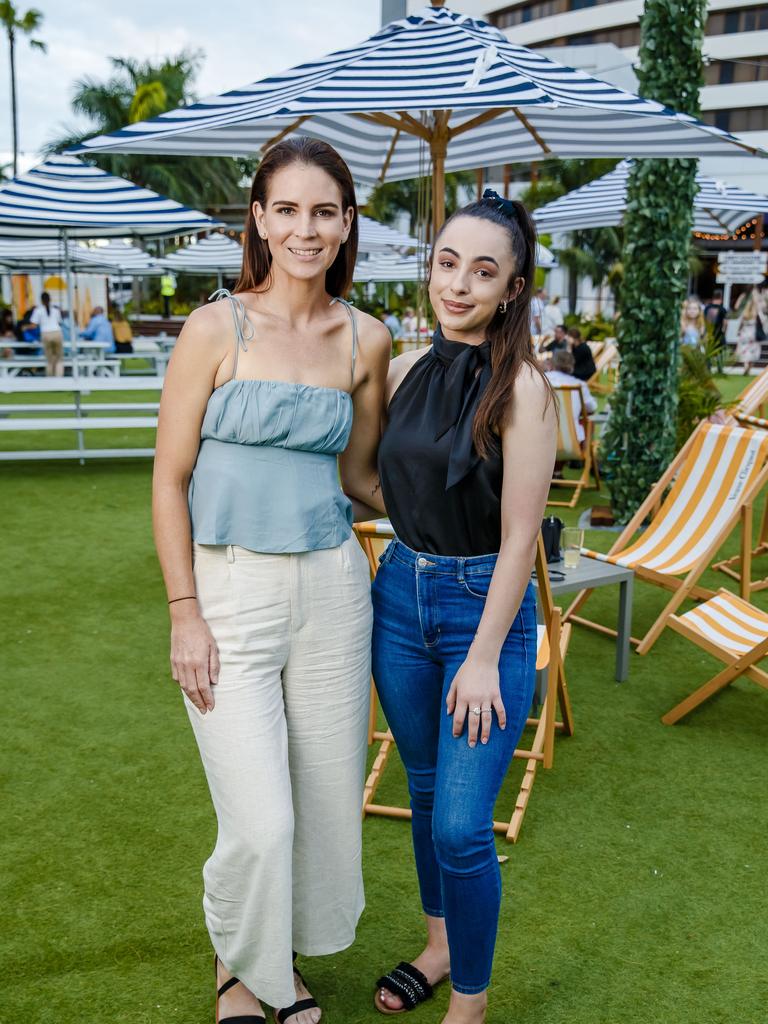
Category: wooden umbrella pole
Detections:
[
  {"x1": 430, "y1": 111, "x2": 450, "y2": 235},
  {"x1": 754, "y1": 213, "x2": 764, "y2": 251}
]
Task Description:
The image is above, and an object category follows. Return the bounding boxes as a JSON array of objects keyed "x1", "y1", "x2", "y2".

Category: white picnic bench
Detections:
[
  {"x1": 0, "y1": 376, "x2": 164, "y2": 462},
  {"x1": 0, "y1": 357, "x2": 122, "y2": 379}
]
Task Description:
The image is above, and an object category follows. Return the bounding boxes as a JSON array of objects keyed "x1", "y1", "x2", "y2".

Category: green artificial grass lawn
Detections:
[{"x1": 2, "y1": 375, "x2": 767, "y2": 1023}]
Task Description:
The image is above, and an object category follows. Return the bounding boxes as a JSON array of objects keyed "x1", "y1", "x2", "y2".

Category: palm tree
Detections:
[
  {"x1": 362, "y1": 171, "x2": 474, "y2": 241},
  {"x1": 0, "y1": 2, "x2": 46, "y2": 176},
  {"x1": 46, "y1": 52, "x2": 250, "y2": 209}
]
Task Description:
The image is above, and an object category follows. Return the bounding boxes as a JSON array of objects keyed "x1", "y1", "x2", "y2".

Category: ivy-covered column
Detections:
[{"x1": 602, "y1": 0, "x2": 706, "y2": 521}]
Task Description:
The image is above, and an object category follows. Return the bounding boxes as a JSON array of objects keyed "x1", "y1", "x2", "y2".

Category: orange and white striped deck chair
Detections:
[
  {"x1": 548, "y1": 384, "x2": 600, "y2": 509},
  {"x1": 354, "y1": 523, "x2": 573, "y2": 843},
  {"x1": 662, "y1": 589, "x2": 768, "y2": 724},
  {"x1": 588, "y1": 340, "x2": 619, "y2": 395},
  {"x1": 733, "y1": 366, "x2": 768, "y2": 419},
  {"x1": 565, "y1": 421, "x2": 768, "y2": 656},
  {"x1": 711, "y1": 412, "x2": 768, "y2": 595}
]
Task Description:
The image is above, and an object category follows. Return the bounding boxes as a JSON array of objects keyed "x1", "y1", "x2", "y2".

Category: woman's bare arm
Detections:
[
  {"x1": 152, "y1": 303, "x2": 228, "y2": 713},
  {"x1": 447, "y1": 367, "x2": 557, "y2": 745},
  {"x1": 339, "y1": 314, "x2": 392, "y2": 515}
]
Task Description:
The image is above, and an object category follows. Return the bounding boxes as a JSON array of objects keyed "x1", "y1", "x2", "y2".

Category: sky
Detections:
[{"x1": 0, "y1": 0, "x2": 383, "y2": 168}]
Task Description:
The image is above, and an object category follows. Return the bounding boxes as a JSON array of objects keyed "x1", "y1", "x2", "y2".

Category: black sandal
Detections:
[
  {"x1": 274, "y1": 952, "x2": 320, "y2": 1024},
  {"x1": 215, "y1": 955, "x2": 266, "y2": 1024},
  {"x1": 374, "y1": 961, "x2": 434, "y2": 1015}
]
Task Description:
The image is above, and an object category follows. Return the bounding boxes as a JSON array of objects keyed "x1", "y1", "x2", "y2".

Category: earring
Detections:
[
  {"x1": 498, "y1": 300, "x2": 508, "y2": 314},
  {"x1": 260, "y1": 232, "x2": 268, "y2": 240}
]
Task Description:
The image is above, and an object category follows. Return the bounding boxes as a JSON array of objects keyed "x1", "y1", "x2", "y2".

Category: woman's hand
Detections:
[
  {"x1": 446, "y1": 652, "x2": 507, "y2": 747},
  {"x1": 170, "y1": 604, "x2": 220, "y2": 714}
]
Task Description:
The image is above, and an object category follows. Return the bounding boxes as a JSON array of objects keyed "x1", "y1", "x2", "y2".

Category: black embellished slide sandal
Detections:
[
  {"x1": 214, "y1": 955, "x2": 266, "y2": 1024},
  {"x1": 374, "y1": 961, "x2": 434, "y2": 1015},
  {"x1": 274, "y1": 953, "x2": 320, "y2": 1024}
]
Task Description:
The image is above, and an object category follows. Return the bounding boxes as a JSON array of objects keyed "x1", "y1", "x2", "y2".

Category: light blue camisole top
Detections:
[{"x1": 188, "y1": 290, "x2": 356, "y2": 553}]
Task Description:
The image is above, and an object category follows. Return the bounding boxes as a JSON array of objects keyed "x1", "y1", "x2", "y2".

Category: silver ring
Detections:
[
  {"x1": 481, "y1": 708, "x2": 492, "y2": 715},
  {"x1": 471, "y1": 706, "x2": 482, "y2": 716}
]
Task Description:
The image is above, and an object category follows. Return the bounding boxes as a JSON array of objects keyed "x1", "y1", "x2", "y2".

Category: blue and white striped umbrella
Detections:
[
  {"x1": 0, "y1": 155, "x2": 221, "y2": 238},
  {"x1": 358, "y1": 215, "x2": 420, "y2": 252},
  {"x1": 355, "y1": 238, "x2": 556, "y2": 282},
  {"x1": 161, "y1": 232, "x2": 244, "y2": 274},
  {"x1": 71, "y1": 3, "x2": 764, "y2": 201},
  {"x1": 0, "y1": 238, "x2": 116, "y2": 271},
  {"x1": 532, "y1": 160, "x2": 768, "y2": 235},
  {"x1": 83, "y1": 240, "x2": 164, "y2": 274}
]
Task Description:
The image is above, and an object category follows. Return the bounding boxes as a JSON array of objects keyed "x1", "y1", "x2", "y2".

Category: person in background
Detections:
[
  {"x1": 401, "y1": 305, "x2": 418, "y2": 340},
  {"x1": 680, "y1": 296, "x2": 705, "y2": 348},
  {"x1": 81, "y1": 306, "x2": 115, "y2": 351},
  {"x1": 703, "y1": 289, "x2": 727, "y2": 348},
  {"x1": 567, "y1": 327, "x2": 597, "y2": 382},
  {"x1": 545, "y1": 348, "x2": 597, "y2": 444},
  {"x1": 0, "y1": 308, "x2": 14, "y2": 359},
  {"x1": 541, "y1": 294, "x2": 564, "y2": 335},
  {"x1": 735, "y1": 288, "x2": 765, "y2": 374},
  {"x1": 543, "y1": 323, "x2": 568, "y2": 354},
  {"x1": 382, "y1": 307, "x2": 403, "y2": 341},
  {"x1": 30, "y1": 292, "x2": 64, "y2": 376},
  {"x1": 160, "y1": 271, "x2": 177, "y2": 318},
  {"x1": 112, "y1": 305, "x2": 134, "y2": 353},
  {"x1": 529, "y1": 286, "x2": 546, "y2": 339}
]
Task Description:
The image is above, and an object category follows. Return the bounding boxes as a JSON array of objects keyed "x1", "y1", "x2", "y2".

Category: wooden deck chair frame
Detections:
[
  {"x1": 565, "y1": 421, "x2": 768, "y2": 656},
  {"x1": 354, "y1": 524, "x2": 574, "y2": 843},
  {"x1": 662, "y1": 588, "x2": 768, "y2": 724},
  {"x1": 711, "y1": 412, "x2": 768, "y2": 595},
  {"x1": 734, "y1": 365, "x2": 768, "y2": 419},
  {"x1": 588, "y1": 341, "x2": 619, "y2": 395},
  {"x1": 547, "y1": 384, "x2": 600, "y2": 509}
]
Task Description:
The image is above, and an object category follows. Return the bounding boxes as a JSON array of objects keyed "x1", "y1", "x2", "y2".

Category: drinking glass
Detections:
[{"x1": 562, "y1": 527, "x2": 584, "y2": 570}]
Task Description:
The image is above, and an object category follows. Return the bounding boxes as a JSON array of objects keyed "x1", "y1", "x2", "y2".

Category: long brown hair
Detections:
[
  {"x1": 236, "y1": 137, "x2": 358, "y2": 297},
  {"x1": 431, "y1": 195, "x2": 550, "y2": 459}
]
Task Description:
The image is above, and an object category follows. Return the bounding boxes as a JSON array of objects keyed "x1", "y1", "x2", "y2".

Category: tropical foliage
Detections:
[
  {"x1": 601, "y1": 0, "x2": 706, "y2": 521},
  {"x1": 45, "y1": 52, "x2": 250, "y2": 209},
  {"x1": 362, "y1": 171, "x2": 475, "y2": 239},
  {"x1": 0, "y1": 1, "x2": 46, "y2": 175}
]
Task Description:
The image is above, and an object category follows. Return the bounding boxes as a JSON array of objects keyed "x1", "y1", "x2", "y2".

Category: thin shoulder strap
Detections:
[
  {"x1": 209, "y1": 288, "x2": 254, "y2": 380},
  {"x1": 331, "y1": 297, "x2": 358, "y2": 389}
]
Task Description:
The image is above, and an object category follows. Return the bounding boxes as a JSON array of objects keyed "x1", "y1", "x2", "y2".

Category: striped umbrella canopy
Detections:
[
  {"x1": 0, "y1": 155, "x2": 220, "y2": 238},
  {"x1": 0, "y1": 238, "x2": 118, "y2": 271},
  {"x1": 355, "y1": 238, "x2": 556, "y2": 282},
  {"x1": 532, "y1": 160, "x2": 768, "y2": 236},
  {"x1": 82, "y1": 240, "x2": 164, "y2": 274},
  {"x1": 161, "y1": 232, "x2": 244, "y2": 274},
  {"x1": 358, "y1": 215, "x2": 420, "y2": 252},
  {"x1": 69, "y1": 3, "x2": 765, "y2": 232}
]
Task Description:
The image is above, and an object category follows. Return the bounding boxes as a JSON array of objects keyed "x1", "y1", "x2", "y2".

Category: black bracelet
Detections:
[{"x1": 168, "y1": 595, "x2": 197, "y2": 605}]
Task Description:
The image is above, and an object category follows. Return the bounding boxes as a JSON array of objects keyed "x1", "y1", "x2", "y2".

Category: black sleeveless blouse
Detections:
[{"x1": 378, "y1": 326, "x2": 503, "y2": 557}]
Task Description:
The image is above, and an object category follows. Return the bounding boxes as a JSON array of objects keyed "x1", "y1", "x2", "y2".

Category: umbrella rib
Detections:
[
  {"x1": 353, "y1": 111, "x2": 431, "y2": 142},
  {"x1": 448, "y1": 107, "x2": 506, "y2": 139},
  {"x1": 511, "y1": 108, "x2": 551, "y2": 155},
  {"x1": 701, "y1": 207, "x2": 733, "y2": 233},
  {"x1": 261, "y1": 115, "x2": 313, "y2": 152},
  {"x1": 380, "y1": 129, "x2": 401, "y2": 182}
]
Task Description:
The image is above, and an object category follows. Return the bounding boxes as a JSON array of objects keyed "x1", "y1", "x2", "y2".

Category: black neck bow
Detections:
[{"x1": 432, "y1": 326, "x2": 492, "y2": 490}]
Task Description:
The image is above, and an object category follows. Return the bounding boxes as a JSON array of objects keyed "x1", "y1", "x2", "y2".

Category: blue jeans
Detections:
[{"x1": 371, "y1": 540, "x2": 537, "y2": 994}]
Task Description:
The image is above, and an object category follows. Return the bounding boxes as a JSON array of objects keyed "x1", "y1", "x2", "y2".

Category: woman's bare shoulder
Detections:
[
  {"x1": 354, "y1": 307, "x2": 394, "y2": 356},
  {"x1": 386, "y1": 345, "x2": 432, "y2": 404}
]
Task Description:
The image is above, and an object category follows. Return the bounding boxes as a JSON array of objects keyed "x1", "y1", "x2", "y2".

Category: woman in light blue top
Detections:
[{"x1": 153, "y1": 139, "x2": 390, "y2": 1024}]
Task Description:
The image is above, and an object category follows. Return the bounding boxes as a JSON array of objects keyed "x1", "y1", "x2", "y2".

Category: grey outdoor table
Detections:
[{"x1": 533, "y1": 555, "x2": 634, "y2": 682}]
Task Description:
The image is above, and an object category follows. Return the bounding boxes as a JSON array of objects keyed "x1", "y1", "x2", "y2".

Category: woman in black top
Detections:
[
  {"x1": 568, "y1": 327, "x2": 597, "y2": 382},
  {"x1": 369, "y1": 192, "x2": 556, "y2": 1024}
]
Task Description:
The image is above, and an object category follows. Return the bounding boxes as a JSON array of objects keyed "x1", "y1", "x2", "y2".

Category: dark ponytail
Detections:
[
  {"x1": 431, "y1": 190, "x2": 550, "y2": 459},
  {"x1": 41, "y1": 291, "x2": 51, "y2": 315}
]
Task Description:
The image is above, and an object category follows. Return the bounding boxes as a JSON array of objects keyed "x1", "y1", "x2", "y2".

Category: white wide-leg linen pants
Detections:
[{"x1": 186, "y1": 536, "x2": 372, "y2": 1008}]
